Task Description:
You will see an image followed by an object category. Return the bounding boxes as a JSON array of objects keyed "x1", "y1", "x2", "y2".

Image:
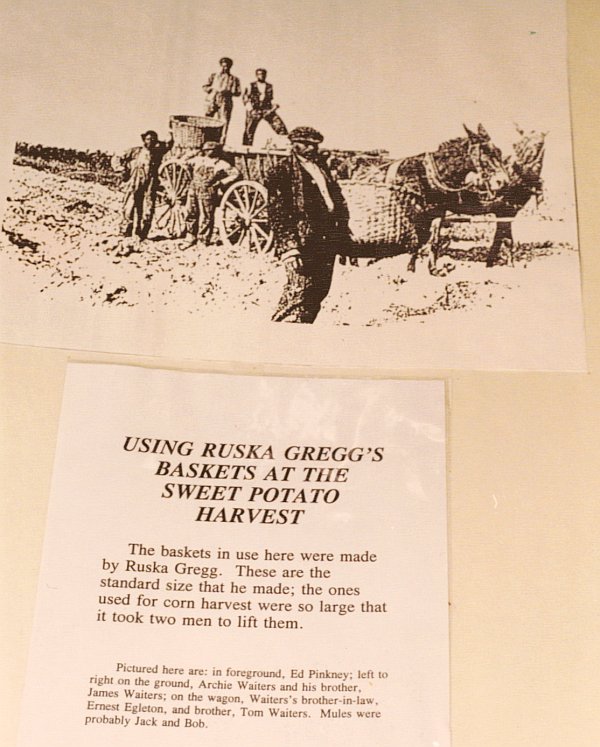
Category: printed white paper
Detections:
[{"x1": 18, "y1": 364, "x2": 449, "y2": 746}]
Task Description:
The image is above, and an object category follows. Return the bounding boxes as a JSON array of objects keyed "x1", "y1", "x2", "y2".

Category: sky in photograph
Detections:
[{"x1": 0, "y1": 0, "x2": 574, "y2": 209}]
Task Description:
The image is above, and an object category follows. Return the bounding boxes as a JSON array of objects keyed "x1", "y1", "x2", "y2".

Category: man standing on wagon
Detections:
[
  {"x1": 265, "y1": 126, "x2": 351, "y2": 323},
  {"x1": 203, "y1": 57, "x2": 241, "y2": 144},
  {"x1": 242, "y1": 68, "x2": 288, "y2": 146}
]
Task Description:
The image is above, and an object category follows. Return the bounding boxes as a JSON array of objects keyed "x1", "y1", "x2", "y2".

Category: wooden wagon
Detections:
[
  {"x1": 153, "y1": 114, "x2": 392, "y2": 253},
  {"x1": 154, "y1": 114, "x2": 289, "y2": 252},
  {"x1": 149, "y1": 116, "x2": 536, "y2": 268}
]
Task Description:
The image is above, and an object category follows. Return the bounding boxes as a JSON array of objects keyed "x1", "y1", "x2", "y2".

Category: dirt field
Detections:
[{"x1": 0, "y1": 163, "x2": 581, "y2": 328}]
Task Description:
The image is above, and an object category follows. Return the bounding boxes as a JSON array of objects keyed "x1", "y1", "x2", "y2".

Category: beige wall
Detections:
[{"x1": 1, "y1": 1, "x2": 599, "y2": 744}]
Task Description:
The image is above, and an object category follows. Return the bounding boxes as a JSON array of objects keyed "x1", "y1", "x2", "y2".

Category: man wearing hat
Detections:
[
  {"x1": 119, "y1": 129, "x2": 172, "y2": 239},
  {"x1": 183, "y1": 141, "x2": 240, "y2": 247},
  {"x1": 203, "y1": 57, "x2": 241, "y2": 144},
  {"x1": 266, "y1": 126, "x2": 350, "y2": 323}
]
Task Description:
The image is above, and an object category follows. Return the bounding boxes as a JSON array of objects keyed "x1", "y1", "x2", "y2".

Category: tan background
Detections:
[{"x1": 1, "y1": 1, "x2": 599, "y2": 744}]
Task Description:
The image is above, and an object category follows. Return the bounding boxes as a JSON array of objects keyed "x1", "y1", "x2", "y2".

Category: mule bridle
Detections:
[
  {"x1": 422, "y1": 142, "x2": 504, "y2": 202},
  {"x1": 384, "y1": 139, "x2": 505, "y2": 202}
]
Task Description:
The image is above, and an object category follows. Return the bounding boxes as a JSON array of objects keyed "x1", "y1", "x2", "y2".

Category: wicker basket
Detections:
[
  {"x1": 169, "y1": 115, "x2": 224, "y2": 149},
  {"x1": 341, "y1": 181, "x2": 406, "y2": 246}
]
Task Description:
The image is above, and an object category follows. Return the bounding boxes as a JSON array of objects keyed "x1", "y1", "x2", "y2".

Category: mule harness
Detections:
[
  {"x1": 423, "y1": 152, "x2": 470, "y2": 193},
  {"x1": 384, "y1": 152, "x2": 476, "y2": 195}
]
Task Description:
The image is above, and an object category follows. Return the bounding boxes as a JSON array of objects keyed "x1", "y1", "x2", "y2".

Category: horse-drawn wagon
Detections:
[
  {"x1": 151, "y1": 115, "x2": 525, "y2": 271},
  {"x1": 152, "y1": 114, "x2": 396, "y2": 254}
]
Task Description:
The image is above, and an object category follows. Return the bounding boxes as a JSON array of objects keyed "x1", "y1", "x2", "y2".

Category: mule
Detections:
[
  {"x1": 335, "y1": 124, "x2": 510, "y2": 274},
  {"x1": 443, "y1": 128, "x2": 546, "y2": 266},
  {"x1": 388, "y1": 124, "x2": 510, "y2": 274}
]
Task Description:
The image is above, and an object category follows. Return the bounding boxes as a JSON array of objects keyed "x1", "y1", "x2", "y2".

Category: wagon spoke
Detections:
[
  {"x1": 249, "y1": 225, "x2": 263, "y2": 250},
  {"x1": 235, "y1": 226, "x2": 246, "y2": 249},
  {"x1": 223, "y1": 213, "x2": 242, "y2": 234},
  {"x1": 154, "y1": 203, "x2": 170, "y2": 227},
  {"x1": 174, "y1": 168, "x2": 187, "y2": 197},
  {"x1": 247, "y1": 224, "x2": 256, "y2": 249},
  {"x1": 223, "y1": 221, "x2": 239, "y2": 236},
  {"x1": 229, "y1": 231, "x2": 244, "y2": 246},
  {"x1": 244, "y1": 228, "x2": 253, "y2": 251},
  {"x1": 239, "y1": 226, "x2": 252, "y2": 251},
  {"x1": 224, "y1": 202, "x2": 247, "y2": 221},
  {"x1": 235, "y1": 185, "x2": 248, "y2": 213},
  {"x1": 230, "y1": 190, "x2": 248, "y2": 216},
  {"x1": 171, "y1": 166, "x2": 181, "y2": 195},
  {"x1": 244, "y1": 185, "x2": 255, "y2": 213},
  {"x1": 155, "y1": 162, "x2": 193, "y2": 237},
  {"x1": 226, "y1": 223, "x2": 244, "y2": 243},
  {"x1": 248, "y1": 187, "x2": 261, "y2": 215},
  {"x1": 253, "y1": 204, "x2": 268, "y2": 217},
  {"x1": 221, "y1": 212, "x2": 237, "y2": 232},
  {"x1": 252, "y1": 222, "x2": 270, "y2": 242}
]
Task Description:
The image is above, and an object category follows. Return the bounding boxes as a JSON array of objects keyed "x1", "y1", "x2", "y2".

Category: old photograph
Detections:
[{"x1": 0, "y1": 0, "x2": 585, "y2": 369}]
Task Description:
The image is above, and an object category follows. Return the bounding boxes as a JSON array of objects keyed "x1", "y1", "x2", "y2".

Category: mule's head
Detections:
[{"x1": 463, "y1": 123, "x2": 510, "y2": 197}]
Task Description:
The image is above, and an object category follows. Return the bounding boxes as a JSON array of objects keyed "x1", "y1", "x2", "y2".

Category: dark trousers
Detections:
[
  {"x1": 243, "y1": 109, "x2": 288, "y2": 146},
  {"x1": 121, "y1": 180, "x2": 157, "y2": 239},
  {"x1": 206, "y1": 99, "x2": 233, "y2": 143},
  {"x1": 272, "y1": 252, "x2": 336, "y2": 323},
  {"x1": 185, "y1": 180, "x2": 218, "y2": 245}
]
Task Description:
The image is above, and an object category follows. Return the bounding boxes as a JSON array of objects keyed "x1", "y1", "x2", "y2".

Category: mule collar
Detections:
[{"x1": 423, "y1": 152, "x2": 466, "y2": 193}]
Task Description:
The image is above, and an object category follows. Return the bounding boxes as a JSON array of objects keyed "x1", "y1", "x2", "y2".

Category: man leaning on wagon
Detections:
[
  {"x1": 265, "y1": 126, "x2": 351, "y2": 323},
  {"x1": 183, "y1": 141, "x2": 240, "y2": 248},
  {"x1": 119, "y1": 129, "x2": 172, "y2": 240},
  {"x1": 204, "y1": 57, "x2": 241, "y2": 144}
]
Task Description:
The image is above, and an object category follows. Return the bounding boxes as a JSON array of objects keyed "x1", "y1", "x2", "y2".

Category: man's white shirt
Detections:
[{"x1": 297, "y1": 155, "x2": 335, "y2": 212}]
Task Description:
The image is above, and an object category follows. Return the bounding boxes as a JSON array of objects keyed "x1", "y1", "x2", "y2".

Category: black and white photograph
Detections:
[{"x1": 0, "y1": 0, "x2": 585, "y2": 369}]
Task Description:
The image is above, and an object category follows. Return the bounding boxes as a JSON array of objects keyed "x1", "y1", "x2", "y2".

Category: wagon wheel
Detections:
[
  {"x1": 155, "y1": 161, "x2": 191, "y2": 238},
  {"x1": 217, "y1": 179, "x2": 273, "y2": 252}
]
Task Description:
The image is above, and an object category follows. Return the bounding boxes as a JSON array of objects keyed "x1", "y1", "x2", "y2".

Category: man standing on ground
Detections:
[
  {"x1": 120, "y1": 130, "x2": 172, "y2": 239},
  {"x1": 265, "y1": 126, "x2": 350, "y2": 323},
  {"x1": 242, "y1": 68, "x2": 288, "y2": 146},
  {"x1": 183, "y1": 141, "x2": 240, "y2": 247},
  {"x1": 204, "y1": 57, "x2": 241, "y2": 144}
]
